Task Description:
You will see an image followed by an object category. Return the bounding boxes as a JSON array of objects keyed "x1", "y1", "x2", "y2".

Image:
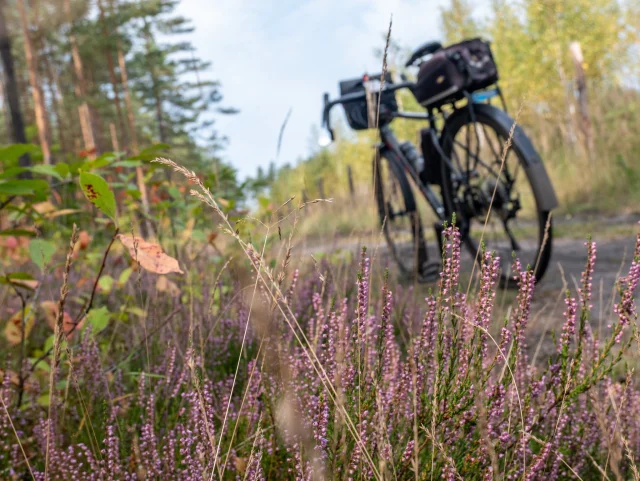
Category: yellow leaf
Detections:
[
  {"x1": 4, "y1": 307, "x2": 35, "y2": 346},
  {"x1": 180, "y1": 218, "x2": 195, "y2": 245},
  {"x1": 156, "y1": 276, "x2": 181, "y2": 296},
  {"x1": 32, "y1": 201, "x2": 56, "y2": 215},
  {"x1": 9, "y1": 278, "x2": 39, "y2": 290},
  {"x1": 117, "y1": 234, "x2": 184, "y2": 275},
  {"x1": 47, "y1": 209, "x2": 81, "y2": 218},
  {"x1": 40, "y1": 301, "x2": 79, "y2": 338},
  {"x1": 235, "y1": 457, "x2": 247, "y2": 474}
]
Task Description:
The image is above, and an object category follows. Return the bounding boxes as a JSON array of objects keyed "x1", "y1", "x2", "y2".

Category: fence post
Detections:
[
  {"x1": 569, "y1": 41, "x2": 594, "y2": 162},
  {"x1": 347, "y1": 165, "x2": 355, "y2": 197},
  {"x1": 317, "y1": 178, "x2": 326, "y2": 200}
]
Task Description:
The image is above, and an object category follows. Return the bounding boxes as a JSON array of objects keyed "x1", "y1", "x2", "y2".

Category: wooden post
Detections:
[
  {"x1": 347, "y1": 165, "x2": 355, "y2": 197},
  {"x1": 316, "y1": 178, "x2": 326, "y2": 200},
  {"x1": 569, "y1": 41, "x2": 594, "y2": 161}
]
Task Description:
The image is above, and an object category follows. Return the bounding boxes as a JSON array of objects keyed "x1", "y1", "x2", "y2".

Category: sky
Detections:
[{"x1": 174, "y1": 0, "x2": 462, "y2": 179}]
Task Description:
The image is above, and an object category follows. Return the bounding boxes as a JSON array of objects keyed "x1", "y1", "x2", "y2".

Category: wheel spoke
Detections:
[
  {"x1": 443, "y1": 111, "x2": 550, "y2": 285},
  {"x1": 453, "y1": 139, "x2": 502, "y2": 179}
]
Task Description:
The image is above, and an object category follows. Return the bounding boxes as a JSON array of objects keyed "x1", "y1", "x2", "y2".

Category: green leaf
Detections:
[
  {"x1": 70, "y1": 156, "x2": 112, "y2": 175},
  {"x1": 258, "y1": 196, "x2": 270, "y2": 210},
  {"x1": 143, "y1": 143, "x2": 171, "y2": 152},
  {"x1": 79, "y1": 172, "x2": 117, "y2": 223},
  {"x1": 113, "y1": 160, "x2": 142, "y2": 168},
  {"x1": 129, "y1": 143, "x2": 170, "y2": 162},
  {"x1": 5, "y1": 272, "x2": 35, "y2": 281},
  {"x1": 87, "y1": 306, "x2": 110, "y2": 332},
  {"x1": 43, "y1": 335, "x2": 55, "y2": 353},
  {"x1": 191, "y1": 229, "x2": 206, "y2": 243},
  {"x1": 127, "y1": 306, "x2": 145, "y2": 318},
  {"x1": 118, "y1": 267, "x2": 133, "y2": 286},
  {"x1": 0, "y1": 144, "x2": 39, "y2": 163},
  {"x1": 0, "y1": 228, "x2": 37, "y2": 237},
  {"x1": 83, "y1": 153, "x2": 117, "y2": 171},
  {"x1": 54, "y1": 163, "x2": 70, "y2": 179},
  {"x1": 28, "y1": 164, "x2": 64, "y2": 180},
  {"x1": 0, "y1": 167, "x2": 26, "y2": 180},
  {"x1": 98, "y1": 275, "x2": 114, "y2": 294},
  {"x1": 168, "y1": 186, "x2": 181, "y2": 199},
  {"x1": 29, "y1": 239, "x2": 56, "y2": 271},
  {"x1": 0, "y1": 179, "x2": 49, "y2": 196}
]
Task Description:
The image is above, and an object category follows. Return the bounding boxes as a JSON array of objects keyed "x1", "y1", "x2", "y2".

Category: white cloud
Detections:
[{"x1": 175, "y1": 0, "x2": 454, "y2": 178}]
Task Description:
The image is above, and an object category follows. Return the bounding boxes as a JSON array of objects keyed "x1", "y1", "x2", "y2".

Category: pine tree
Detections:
[{"x1": 126, "y1": 0, "x2": 232, "y2": 165}]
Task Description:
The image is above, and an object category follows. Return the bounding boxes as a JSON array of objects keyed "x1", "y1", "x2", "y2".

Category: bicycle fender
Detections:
[{"x1": 443, "y1": 104, "x2": 559, "y2": 212}]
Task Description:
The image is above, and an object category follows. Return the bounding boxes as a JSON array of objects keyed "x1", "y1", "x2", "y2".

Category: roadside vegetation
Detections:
[{"x1": 1, "y1": 0, "x2": 640, "y2": 479}]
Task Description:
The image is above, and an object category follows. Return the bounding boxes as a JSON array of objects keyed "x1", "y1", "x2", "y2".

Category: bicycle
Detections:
[{"x1": 321, "y1": 38, "x2": 558, "y2": 288}]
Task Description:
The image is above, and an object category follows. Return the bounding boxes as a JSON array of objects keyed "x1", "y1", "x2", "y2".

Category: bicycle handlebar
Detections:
[{"x1": 322, "y1": 81, "x2": 415, "y2": 141}]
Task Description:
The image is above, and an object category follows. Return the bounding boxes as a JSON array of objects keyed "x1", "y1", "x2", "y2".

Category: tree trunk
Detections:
[
  {"x1": 109, "y1": 122, "x2": 119, "y2": 153},
  {"x1": 143, "y1": 19, "x2": 167, "y2": 144},
  {"x1": 114, "y1": 15, "x2": 154, "y2": 238},
  {"x1": 16, "y1": 0, "x2": 52, "y2": 164},
  {"x1": 98, "y1": 0, "x2": 127, "y2": 149},
  {"x1": 153, "y1": 87, "x2": 166, "y2": 143},
  {"x1": 0, "y1": 1, "x2": 30, "y2": 170},
  {"x1": 63, "y1": 0, "x2": 96, "y2": 159},
  {"x1": 86, "y1": 68, "x2": 105, "y2": 154},
  {"x1": 0, "y1": 76, "x2": 12, "y2": 142},
  {"x1": 42, "y1": 49, "x2": 69, "y2": 154},
  {"x1": 117, "y1": 47, "x2": 137, "y2": 152}
]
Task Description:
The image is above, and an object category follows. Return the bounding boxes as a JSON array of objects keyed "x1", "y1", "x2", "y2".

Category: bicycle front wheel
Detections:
[
  {"x1": 373, "y1": 149, "x2": 429, "y2": 281},
  {"x1": 440, "y1": 104, "x2": 556, "y2": 288}
]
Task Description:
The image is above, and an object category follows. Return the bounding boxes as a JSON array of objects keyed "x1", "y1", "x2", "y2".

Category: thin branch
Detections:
[{"x1": 27, "y1": 226, "x2": 119, "y2": 376}]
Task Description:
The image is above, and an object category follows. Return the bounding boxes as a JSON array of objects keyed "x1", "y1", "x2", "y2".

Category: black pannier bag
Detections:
[
  {"x1": 339, "y1": 72, "x2": 398, "y2": 130},
  {"x1": 413, "y1": 38, "x2": 498, "y2": 109}
]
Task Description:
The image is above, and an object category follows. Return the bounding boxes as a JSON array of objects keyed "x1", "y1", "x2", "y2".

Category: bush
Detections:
[{"x1": 1, "y1": 203, "x2": 639, "y2": 479}]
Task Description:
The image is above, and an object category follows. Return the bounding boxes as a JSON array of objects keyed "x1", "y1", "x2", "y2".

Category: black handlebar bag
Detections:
[
  {"x1": 413, "y1": 38, "x2": 498, "y2": 109},
  {"x1": 339, "y1": 72, "x2": 398, "y2": 130}
]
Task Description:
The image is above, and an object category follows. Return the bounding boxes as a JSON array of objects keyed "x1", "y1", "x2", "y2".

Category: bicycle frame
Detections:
[
  {"x1": 376, "y1": 122, "x2": 446, "y2": 220},
  {"x1": 322, "y1": 80, "x2": 508, "y2": 225}
]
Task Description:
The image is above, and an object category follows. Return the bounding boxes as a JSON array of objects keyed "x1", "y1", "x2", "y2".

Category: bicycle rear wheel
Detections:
[
  {"x1": 373, "y1": 149, "x2": 429, "y2": 280},
  {"x1": 440, "y1": 104, "x2": 555, "y2": 288}
]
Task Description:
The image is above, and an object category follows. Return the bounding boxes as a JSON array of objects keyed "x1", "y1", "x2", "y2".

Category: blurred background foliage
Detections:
[{"x1": 254, "y1": 0, "x2": 640, "y2": 229}]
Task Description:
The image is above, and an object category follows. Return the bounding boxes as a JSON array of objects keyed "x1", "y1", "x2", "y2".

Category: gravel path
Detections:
[{"x1": 294, "y1": 214, "x2": 639, "y2": 360}]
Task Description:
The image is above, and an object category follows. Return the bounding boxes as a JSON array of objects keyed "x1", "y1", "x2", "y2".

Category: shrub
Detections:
[{"x1": 0, "y1": 213, "x2": 639, "y2": 480}]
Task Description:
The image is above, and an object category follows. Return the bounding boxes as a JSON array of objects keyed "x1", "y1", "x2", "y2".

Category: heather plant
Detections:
[{"x1": 1, "y1": 162, "x2": 639, "y2": 479}]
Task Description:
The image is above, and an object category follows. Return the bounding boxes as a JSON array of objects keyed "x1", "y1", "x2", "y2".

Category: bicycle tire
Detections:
[
  {"x1": 373, "y1": 148, "x2": 429, "y2": 280},
  {"x1": 439, "y1": 103, "x2": 555, "y2": 288}
]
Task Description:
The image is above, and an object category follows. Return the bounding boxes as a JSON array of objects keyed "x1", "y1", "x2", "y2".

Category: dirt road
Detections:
[{"x1": 295, "y1": 214, "x2": 639, "y2": 357}]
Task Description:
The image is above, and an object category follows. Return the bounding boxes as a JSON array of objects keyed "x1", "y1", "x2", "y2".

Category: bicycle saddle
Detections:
[{"x1": 405, "y1": 41, "x2": 443, "y2": 67}]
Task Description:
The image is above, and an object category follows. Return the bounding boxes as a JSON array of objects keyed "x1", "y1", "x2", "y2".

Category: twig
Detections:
[
  {"x1": 27, "y1": 226, "x2": 120, "y2": 377},
  {"x1": 12, "y1": 269, "x2": 43, "y2": 408},
  {"x1": 45, "y1": 224, "x2": 79, "y2": 479},
  {"x1": 74, "y1": 226, "x2": 120, "y2": 324},
  {"x1": 0, "y1": 195, "x2": 16, "y2": 211}
]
